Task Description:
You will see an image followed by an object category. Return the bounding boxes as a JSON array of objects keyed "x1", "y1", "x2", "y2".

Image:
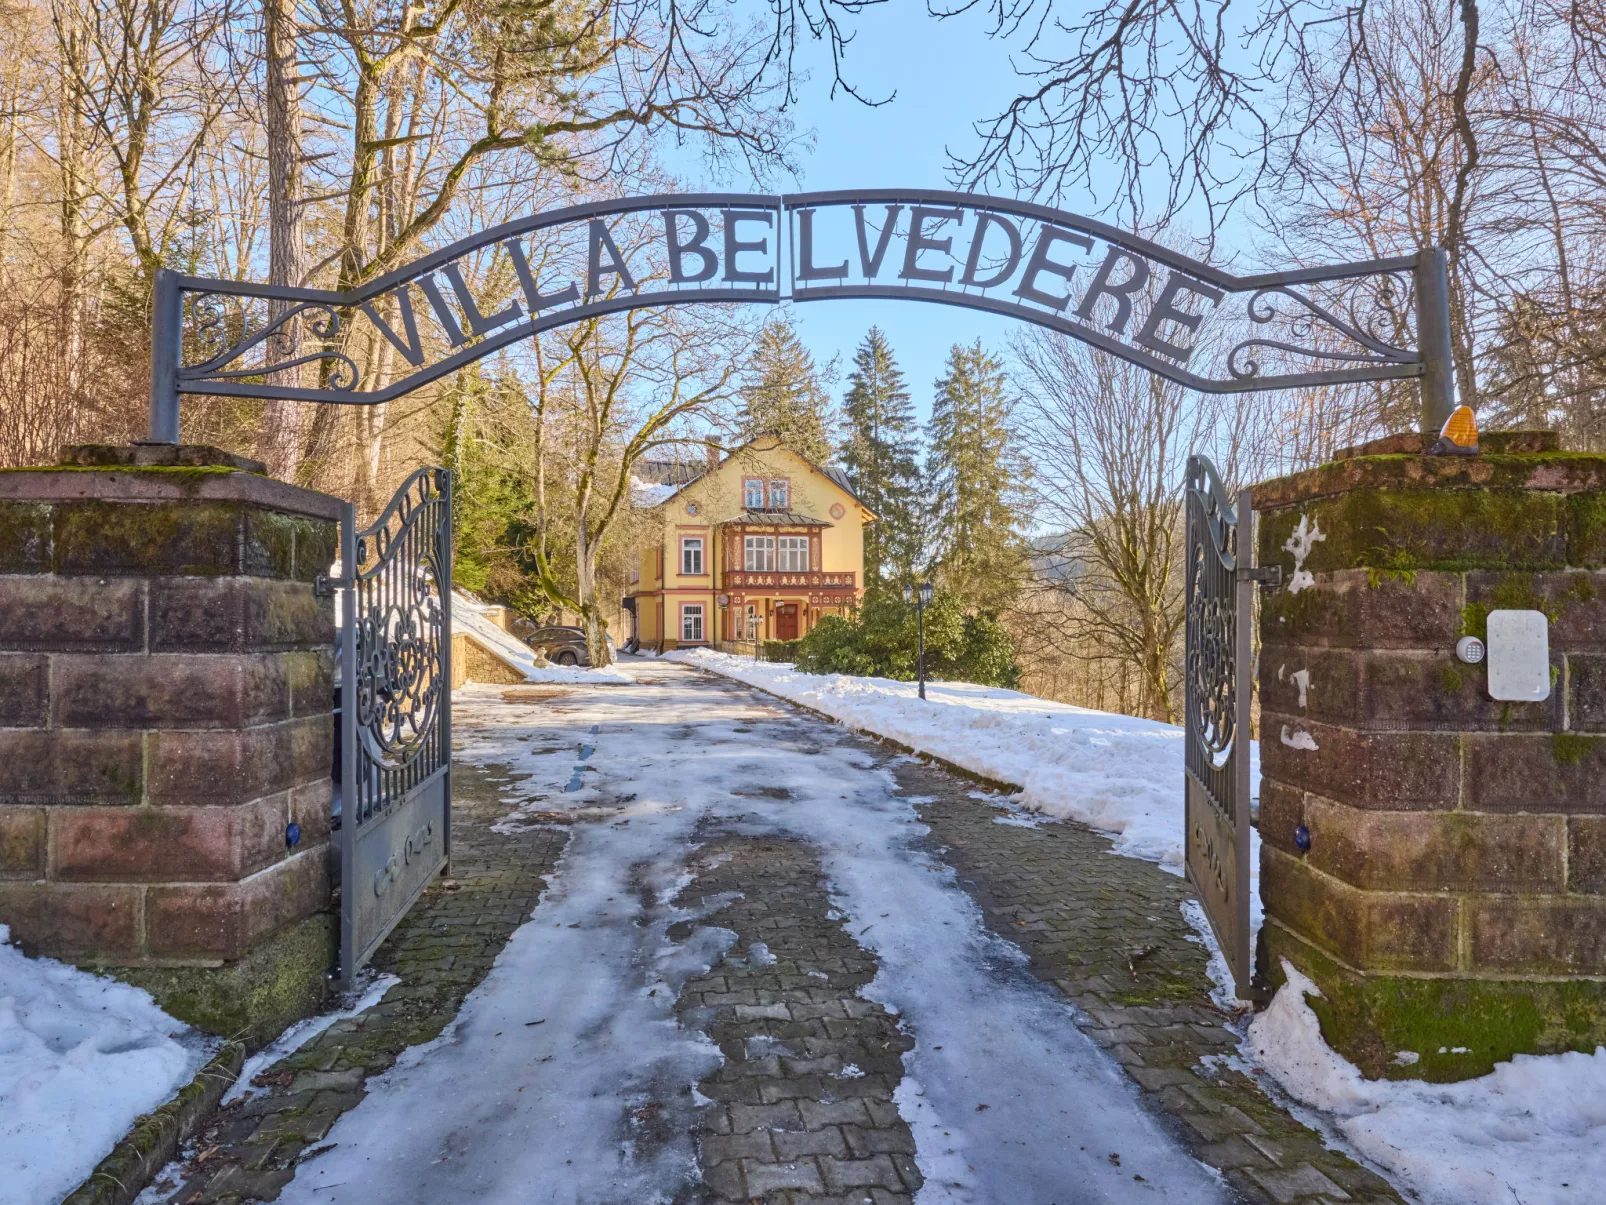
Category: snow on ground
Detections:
[
  {"x1": 0, "y1": 926, "x2": 212, "y2": 1205},
  {"x1": 224, "y1": 973, "x2": 400, "y2": 1107},
  {"x1": 666, "y1": 648, "x2": 1260, "y2": 875},
  {"x1": 674, "y1": 652, "x2": 1606, "y2": 1205},
  {"x1": 1244, "y1": 962, "x2": 1606, "y2": 1205},
  {"x1": 455, "y1": 594, "x2": 632, "y2": 684},
  {"x1": 280, "y1": 667, "x2": 1225, "y2": 1204}
]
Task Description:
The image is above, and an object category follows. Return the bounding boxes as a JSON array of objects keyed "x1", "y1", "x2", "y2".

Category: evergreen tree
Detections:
[
  {"x1": 840, "y1": 328, "x2": 924, "y2": 591},
  {"x1": 924, "y1": 340, "x2": 1030, "y2": 613},
  {"x1": 740, "y1": 314, "x2": 835, "y2": 462}
]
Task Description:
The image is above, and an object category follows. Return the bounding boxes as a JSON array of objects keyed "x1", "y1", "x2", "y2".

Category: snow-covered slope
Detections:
[
  {"x1": 0, "y1": 927, "x2": 210, "y2": 1204},
  {"x1": 455, "y1": 595, "x2": 631, "y2": 684}
]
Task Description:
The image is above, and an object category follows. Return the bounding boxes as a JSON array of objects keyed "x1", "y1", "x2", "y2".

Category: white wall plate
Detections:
[{"x1": 1486, "y1": 609, "x2": 1551, "y2": 702}]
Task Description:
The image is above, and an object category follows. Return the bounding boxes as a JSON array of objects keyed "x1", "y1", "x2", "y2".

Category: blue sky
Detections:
[{"x1": 678, "y1": 5, "x2": 1073, "y2": 424}]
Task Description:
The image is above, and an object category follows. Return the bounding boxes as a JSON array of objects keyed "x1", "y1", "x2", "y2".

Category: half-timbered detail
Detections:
[{"x1": 626, "y1": 435, "x2": 872, "y2": 652}]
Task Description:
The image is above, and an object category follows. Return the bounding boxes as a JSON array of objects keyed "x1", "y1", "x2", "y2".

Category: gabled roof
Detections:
[{"x1": 629, "y1": 437, "x2": 873, "y2": 517}]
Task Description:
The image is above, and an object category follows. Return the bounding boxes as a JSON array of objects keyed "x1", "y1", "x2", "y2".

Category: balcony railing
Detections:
[{"x1": 723, "y1": 570, "x2": 856, "y2": 590}]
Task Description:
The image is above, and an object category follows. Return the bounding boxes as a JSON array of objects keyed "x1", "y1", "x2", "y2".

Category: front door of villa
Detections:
[{"x1": 776, "y1": 604, "x2": 799, "y2": 641}]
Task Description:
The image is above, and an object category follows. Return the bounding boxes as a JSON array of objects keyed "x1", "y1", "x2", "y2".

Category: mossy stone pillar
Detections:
[
  {"x1": 0, "y1": 444, "x2": 339, "y2": 1047},
  {"x1": 1256, "y1": 431, "x2": 1606, "y2": 1081}
]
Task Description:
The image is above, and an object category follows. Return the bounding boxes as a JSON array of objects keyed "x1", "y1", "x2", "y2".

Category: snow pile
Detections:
[
  {"x1": 0, "y1": 926, "x2": 209, "y2": 1205},
  {"x1": 455, "y1": 595, "x2": 631, "y2": 684},
  {"x1": 1247, "y1": 961, "x2": 1606, "y2": 1205},
  {"x1": 667, "y1": 648, "x2": 1259, "y2": 873}
]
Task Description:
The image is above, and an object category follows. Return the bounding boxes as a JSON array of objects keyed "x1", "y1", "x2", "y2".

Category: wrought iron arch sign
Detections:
[{"x1": 147, "y1": 189, "x2": 1456, "y2": 441}]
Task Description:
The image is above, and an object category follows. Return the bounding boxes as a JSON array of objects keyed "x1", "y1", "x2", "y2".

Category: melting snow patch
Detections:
[
  {"x1": 225, "y1": 972, "x2": 400, "y2": 1105},
  {"x1": 1247, "y1": 960, "x2": 1606, "y2": 1205},
  {"x1": 0, "y1": 925, "x2": 211, "y2": 1205}
]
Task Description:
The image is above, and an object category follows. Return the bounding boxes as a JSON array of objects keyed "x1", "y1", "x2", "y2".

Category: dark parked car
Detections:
[{"x1": 523, "y1": 625, "x2": 615, "y2": 667}]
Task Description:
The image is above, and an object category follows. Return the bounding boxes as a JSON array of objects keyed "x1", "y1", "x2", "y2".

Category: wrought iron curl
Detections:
[
  {"x1": 1228, "y1": 278, "x2": 1416, "y2": 381},
  {"x1": 180, "y1": 299, "x2": 361, "y2": 392}
]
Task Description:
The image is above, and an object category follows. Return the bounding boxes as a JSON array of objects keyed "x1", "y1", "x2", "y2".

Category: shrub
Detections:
[
  {"x1": 760, "y1": 639, "x2": 802, "y2": 662},
  {"x1": 793, "y1": 590, "x2": 1019, "y2": 687}
]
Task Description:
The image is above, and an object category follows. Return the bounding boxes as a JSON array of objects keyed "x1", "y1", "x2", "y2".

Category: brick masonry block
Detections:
[
  {"x1": 1261, "y1": 648, "x2": 1554, "y2": 731},
  {"x1": 150, "y1": 576, "x2": 335, "y2": 654},
  {"x1": 1568, "y1": 655, "x2": 1606, "y2": 731},
  {"x1": 51, "y1": 795, "x2": 286, "y2": 883},
  {"x1": 1258, "y1": 487, "x2": 1566, "y2": 575},
  {"x1": 1260, "y1": 847, "x2": 1458, "y2": 972},
  {"x1": 0, "y1": 653, "x2": 46, "y2": 726},
  {"x1": 1464, "y1": 732, "x2": 1606, "y2": 813},
  {"x1": 147, "y1": 720, "x2": 303, "y2": 805},
  {"x1": 1471, "y1": 897, "x2": 1606, "y2": 973},
  {"x1": 291, "y1": 519, "x2": 339, "y2": 583},
  {"x1": 1257, "y1": 780, "x2": 1306, "y2": 858},
  {"x1": 1261, "y1": 569, "x2": 1462, "y2": 650},
  {"x1": 0, "y1": 501, "x2": 52, "y2": 572},
  {"x1": 0, "y1": 806, "x2": 45, "y2": 876},
  {"x1": 290, "y1": 779, "x2": 332, "y2": 848},
  {"x1": 145, "y1": 847, "x2": 332, "y2": 960},
  {"x1": 286, "y1": 650, "x2": 334, "y2": 717},
  {"x1": 0, "y1": 575, "x2": 143, "y2": 650},
  {"x1": 0, "y1": 727, "x2": 142, "y2": 805},
  {"x1": 0, "y1": 882, "x2": 141, "y2": 959},
  {"x1": 54, "y1": 500, "x2": 244, "y2": 576},
  {"x1": 1571, "y1": 817, "x2": 1606, "y2": 894},
  {"x1": 50, "y1": 652, "x2": 292, "y2": 729},
  {"x1": 1260, "y1": 712, "x2": 1459, "y2": 810},
  {"x1": 1465, "y1": 570, "x2": 1606, "y2": 651},
  {"x1": 1303, "y1": 798, "x2": 1565, "y2": 892}
]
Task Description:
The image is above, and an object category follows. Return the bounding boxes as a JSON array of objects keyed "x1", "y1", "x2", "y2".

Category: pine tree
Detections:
[
  {"x1": 840, "y1": 327, "x2": 923, "y2": 591},
  {"x1": 925, "y1": 340, "x2": 1030, "y2": 612},
  {"x1": 740, "y1": 314, "x2": 835, "y2": 462}
]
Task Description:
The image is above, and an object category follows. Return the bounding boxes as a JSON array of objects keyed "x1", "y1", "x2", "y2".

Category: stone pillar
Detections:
[
  {"x1": 0, "y1": 444, "x2": 338, "y2": 1046},
  {"x1": 1255, "y1": 430, "x2": 1606, "y2": 1081}
]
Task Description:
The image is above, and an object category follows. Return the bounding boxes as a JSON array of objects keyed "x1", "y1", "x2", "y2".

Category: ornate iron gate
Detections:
[
  {"x1": 336, "y1": 467, "x2": 453, "y2": 985},
  {"x1": 1183, "y1": 455, "x2": 1264, "y2": 1000}
]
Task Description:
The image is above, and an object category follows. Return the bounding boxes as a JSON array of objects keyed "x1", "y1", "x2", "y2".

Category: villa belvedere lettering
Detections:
[{"x1": 151, "y1": 189, "x2": 1442, "y2": 443}]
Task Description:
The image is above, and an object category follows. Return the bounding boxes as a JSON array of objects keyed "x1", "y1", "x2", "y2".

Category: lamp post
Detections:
[{"x1": 903, "y1": 582, "x2": 933, "y2": 700}]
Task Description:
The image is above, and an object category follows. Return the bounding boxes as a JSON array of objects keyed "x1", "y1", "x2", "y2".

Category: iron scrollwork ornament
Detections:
[{"x1": 350, "y1": 468, "x2": 449, "y2": 795}]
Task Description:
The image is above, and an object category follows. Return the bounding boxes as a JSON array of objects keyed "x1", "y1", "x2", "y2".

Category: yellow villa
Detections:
[{"x1": 625, "y1": 435, "x2": 873, "y2": 651}]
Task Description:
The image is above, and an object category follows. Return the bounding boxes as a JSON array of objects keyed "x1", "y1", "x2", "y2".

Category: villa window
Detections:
[
  {"x1": 768, "y1": 479, "x2": 789, "y2": 510},
  {"x1": 744, "y1": 478, "x2": 765, "y2": 509},
  {"x1": 681, "y1": 537, "x2": 704, "y2": 575},
  {"x1": 681, "y1": 604, "x2": 704, "y2": 642},
  {"x1": 778, "y1": 536, "x2": 809, "y2": 572},
  {"x1": 744, "y1": 535, "x2": 776, "y2": 571}
]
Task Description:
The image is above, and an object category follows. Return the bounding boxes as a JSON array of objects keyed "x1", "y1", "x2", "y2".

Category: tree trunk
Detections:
[{"x1": 260, "y1": 0, "x2": 306, "y2": 480}]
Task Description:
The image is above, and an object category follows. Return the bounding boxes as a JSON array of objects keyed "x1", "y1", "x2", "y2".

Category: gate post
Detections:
[
  {"x1": 0, "y1": 443, "x2": 339, "y2": 1046},
  {"x1": 1253, "y1": 429, "x2": 1606, "y2": 1081}
]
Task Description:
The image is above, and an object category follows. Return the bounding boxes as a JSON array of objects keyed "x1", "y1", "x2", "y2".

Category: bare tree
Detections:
[{"x1": 1012, "y1": 329, "x2": 1255, "y2": 722}]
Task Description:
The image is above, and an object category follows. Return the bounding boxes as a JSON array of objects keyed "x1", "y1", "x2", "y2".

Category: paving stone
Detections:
[
  {"x1": 143, "y1": 759, "x2": 568, "y2": 1203},
  {"x1": 900, "y1": 757, "x2": 1405, "y2": 1205},
  {"x1": 744, "y1": 1157, "x2": 826, "y2": 1193}
]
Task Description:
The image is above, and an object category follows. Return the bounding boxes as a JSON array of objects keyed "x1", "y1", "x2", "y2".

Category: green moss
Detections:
[
  {"x1": 1261, "y1": 926, "x2": 1606, "y2": 1081},
  {"x1": 1437, "y1": 664, "x2": 1465, "y2": 695},
  {"x1": 0, "y1": 501, "x2": 52, "y2": 571},
  {"x1": 1553, "y1": 731, "x2": 1599, "y2": 767},
  {"x1": 1460, "y1": 571, "x2": 1593, "y2": 639},
  {"x1": 111, "y1": 913, "x2": 335, "y2": 1050},
  {"x1": 1260, "y1": 487, "x2": 1565, "y2": 576}
]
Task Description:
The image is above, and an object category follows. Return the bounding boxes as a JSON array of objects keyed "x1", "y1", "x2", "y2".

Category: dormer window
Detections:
[{"x1": 742, "y1": 476, "x2": 790, "y2": 511}]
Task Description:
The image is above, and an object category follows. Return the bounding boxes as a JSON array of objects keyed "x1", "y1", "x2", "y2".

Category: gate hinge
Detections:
[
  {"x1": 313, "y1": 573, "x2": 337, "y2": 598},
  {"x1": 1237, "y1": 565, "x2": 1282, "y2": 590}
]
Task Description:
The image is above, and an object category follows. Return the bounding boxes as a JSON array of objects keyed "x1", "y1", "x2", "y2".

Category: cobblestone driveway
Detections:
[{"x1": 146, "y1": 664, "x2": 1400, "y2": 1205}]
